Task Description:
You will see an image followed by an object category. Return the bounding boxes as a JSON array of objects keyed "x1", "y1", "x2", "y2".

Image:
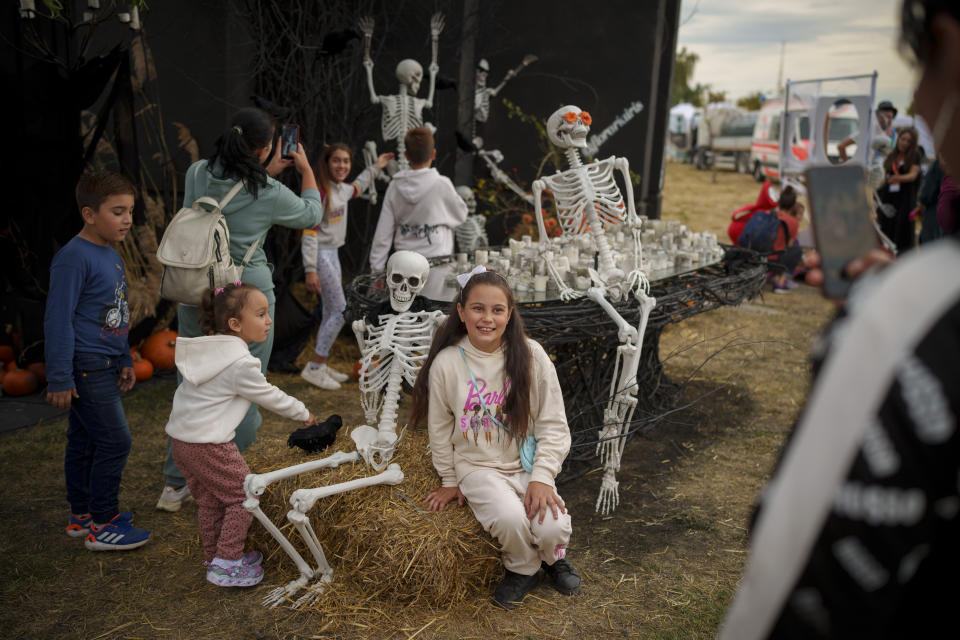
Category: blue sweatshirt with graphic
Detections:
[{"x1": 44, "y1": 237, "x2": 133, "y2": 392}]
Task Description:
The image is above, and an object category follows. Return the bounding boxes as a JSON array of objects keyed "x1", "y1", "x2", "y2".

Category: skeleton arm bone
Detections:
[
  {"x1": 425, "y1": 13, "x2": 444, "y2": 108},
  {"x1": 358, "y1": 17, "x2": 380, "y2": 105},
  {"x1": 489, "y1": 54, "x2": 538, "y2": 96}
]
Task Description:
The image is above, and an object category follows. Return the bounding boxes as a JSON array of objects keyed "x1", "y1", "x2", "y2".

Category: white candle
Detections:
[
  {"x1": 474, "y1": 249, "x2": 488, "y2": 265},
  {"x1": 534, "y1": 275, "x2": 548, "y2": 292}
]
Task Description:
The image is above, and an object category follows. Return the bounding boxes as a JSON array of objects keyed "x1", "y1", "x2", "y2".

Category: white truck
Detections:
[{"x1": 688, "y1": 104, "x2": 758, "y2": 174}]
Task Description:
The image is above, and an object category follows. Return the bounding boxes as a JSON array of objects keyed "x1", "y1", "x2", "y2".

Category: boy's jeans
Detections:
[{"x1": 65, "y1": 353, "x2": 132, "y2": 524}]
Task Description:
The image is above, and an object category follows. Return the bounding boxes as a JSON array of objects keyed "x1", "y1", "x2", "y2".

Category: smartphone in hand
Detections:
[
  {"x1": 804, "y1": 164, "x2": 879, "y2": 299},
  {"x1": 281, "y1": 124, "x2": 299, "y2": 159}
]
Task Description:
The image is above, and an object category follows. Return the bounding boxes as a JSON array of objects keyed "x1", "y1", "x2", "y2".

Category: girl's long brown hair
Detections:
[
  {"x1": 884, "y1": 126, "x2": 921, "y2": 174},
  {"x1": 314, "y1": 143, "x2": 353, "y2": 217},
  {"x1": 410, "y1": 271, "x2": 533, "y2": 439}
]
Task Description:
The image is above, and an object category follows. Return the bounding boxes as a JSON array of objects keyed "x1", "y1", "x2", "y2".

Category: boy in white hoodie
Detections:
[
  {"x1": 166, "y1": 282, "x2": 318, "y2": 588},
  {"x1": 368, "y1": 127, "x2": 468, "y2": 272}
]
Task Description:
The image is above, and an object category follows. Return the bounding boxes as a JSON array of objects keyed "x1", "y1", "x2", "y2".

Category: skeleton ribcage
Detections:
[
  {"x1": 380, "y1": 95, "x2": 425, "y2": 143},
  {"x1": 455, "y1": 216, "x2": 489, "y2": 253},
  {"x1": 358, "y1": 314, "x2": 436, "y2": 419},
  {"x1": 545, "y1": 158, "x2": 626, "y2": 235}
]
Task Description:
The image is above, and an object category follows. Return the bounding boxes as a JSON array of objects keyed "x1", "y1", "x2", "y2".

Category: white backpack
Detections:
[{"x1": 157, "y1": 165, "x2": 262, "y2": 306}]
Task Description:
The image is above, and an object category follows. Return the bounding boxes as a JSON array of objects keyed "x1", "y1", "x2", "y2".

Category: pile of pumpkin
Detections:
[{"x1": 0, "y1": 329, "x2": 178, "y2": 398}]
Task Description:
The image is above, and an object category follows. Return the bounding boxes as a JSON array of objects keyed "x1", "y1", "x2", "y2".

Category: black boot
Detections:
[
  {"x1": 492, "y1": 569, "x2": 540, "y2": 609},
  {"x1": 542, "y1": 558, "x2": 581, "y2": 595}
]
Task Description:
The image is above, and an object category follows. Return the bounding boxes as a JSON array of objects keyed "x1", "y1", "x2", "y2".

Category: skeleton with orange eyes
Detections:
[{"x1": 532, "y1": 105, "x2": 656, "y2": 515}]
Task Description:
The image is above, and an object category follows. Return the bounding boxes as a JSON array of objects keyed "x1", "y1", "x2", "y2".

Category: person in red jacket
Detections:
[
  {"x1": 728, "y1": 181, "x2": 779, "y2": 244},
  {"x1": 769, "y1": 186, "x2": 805, "y2": 294}
]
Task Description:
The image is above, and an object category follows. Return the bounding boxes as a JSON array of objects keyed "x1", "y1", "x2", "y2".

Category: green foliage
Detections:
[
  {"x1": 672, "y1": 47, "x2": 708, "y2": 107},
  {"x1": 736, "y1": 92, "x2": 764, "y2": 111},
  {"x1": 706, "y1": 90, "x2": 728, "y2": 104}
]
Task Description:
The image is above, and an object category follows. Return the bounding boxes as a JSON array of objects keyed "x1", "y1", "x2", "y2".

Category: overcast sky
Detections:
[{"x1": 676, "y1": 0, "x2": 915, "y2": 111}]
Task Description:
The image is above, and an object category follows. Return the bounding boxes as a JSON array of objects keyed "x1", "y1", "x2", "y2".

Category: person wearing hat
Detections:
[
  {"x1": 838, "y1": 100, "x2": 899, "y2": 194},
  {"x1": 837, "y1": 100, "x2": 897, "y2": 164}
]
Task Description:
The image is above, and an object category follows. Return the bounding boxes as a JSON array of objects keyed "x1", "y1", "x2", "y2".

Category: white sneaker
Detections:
[
  {"x1": 301, "y1": 364, "x2": 341, "y2": 390},
  {"x1": 323, "y1": 364, "x2": 349, "y2": 383},
  {"x1": 156, "y1": 484, "x2": 193, "y2": 512}
]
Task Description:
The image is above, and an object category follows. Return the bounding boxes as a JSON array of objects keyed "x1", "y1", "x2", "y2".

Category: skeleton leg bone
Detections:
[
  {"x1": 252, "y1": 459, "x2": 405, "y2": 607},
  {"x1": 586, "y1": 287, "x2": 656, "y2": 514},
  {"x1": 243, "y1": 451, "x2": 359, "y2": 607}
]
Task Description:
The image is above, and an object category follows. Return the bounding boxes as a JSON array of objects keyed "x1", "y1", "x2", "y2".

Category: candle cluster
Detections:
[{"x1": 446, "y1": 218, "x2": 724, "y2": 295}]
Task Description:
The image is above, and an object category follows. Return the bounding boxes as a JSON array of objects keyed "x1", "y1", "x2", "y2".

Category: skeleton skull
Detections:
[
  {"x1": 396, "y1": 59, "x2": 423, "y2": 95},
  {"x1": 386, "y1": 250, "x2": 430, "y2": 312},
  {"x1": 476, "y1": 58, "x2": 489, "y2": 87},
  {"x1": 456, "y1": 186, "x2": 477, "y2": 214},
  {"x1": 547, "y1": 105, "x2": 591, "y2": 149}
]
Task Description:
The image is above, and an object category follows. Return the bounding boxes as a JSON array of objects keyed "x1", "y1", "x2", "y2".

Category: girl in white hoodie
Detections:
[
  {"x1": 410, "y1": 267, "x2": 581, "y2": 610},
  {"x1": 166, "y1": 282, "x2": 317, "y2": 588},
  {"x1": 300, "y1": 143, "x2": 393, "y2": 390}
]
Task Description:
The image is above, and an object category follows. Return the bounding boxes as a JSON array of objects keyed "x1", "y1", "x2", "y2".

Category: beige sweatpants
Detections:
[{"x1": 458, "y1": 468, "x2": 573, "y2": 575}]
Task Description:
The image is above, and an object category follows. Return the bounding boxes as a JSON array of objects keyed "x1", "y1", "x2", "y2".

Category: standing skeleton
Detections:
[
  {"x1": 454, "y1": 185, "x2": 489, "y2": 253},
  {"x1": 351, "y1": 251, "x2": 445, "y2": 470},
  {"x1": 359, "y1": 13, "x2": 444, "y2": 172},
  {"x1": 533, "y1": 105, "x2": 657, "y2": 514}
]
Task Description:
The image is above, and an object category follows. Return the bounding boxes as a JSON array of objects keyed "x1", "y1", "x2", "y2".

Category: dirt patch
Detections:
[{"x1": 0, "y1": 163, "x2": 834, "y2": 639}]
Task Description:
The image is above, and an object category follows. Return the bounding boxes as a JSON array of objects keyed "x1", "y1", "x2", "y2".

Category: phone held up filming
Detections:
[
  {"x1": 281, "y1": 124, "x2": 299, "y2": 159},
  {"x1": 804, "y1": 164, "x2": 880, "y2": 300}
]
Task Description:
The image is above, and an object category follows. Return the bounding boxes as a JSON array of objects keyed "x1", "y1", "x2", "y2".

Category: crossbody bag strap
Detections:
[
  {"x1": 720, "y1": 241, "x2": 960, "y2": 640},
  {"x1": 458, "y1": 347, "x2": 506, "y2": 432}
]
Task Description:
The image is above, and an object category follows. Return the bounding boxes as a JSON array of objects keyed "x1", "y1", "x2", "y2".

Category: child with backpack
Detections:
[
  {"x1": 737, "y1": 186, "x2": 805, "y2": 293},
  {"x1": 45, "y1": 171, "x2": 152, "y2": 550},
  {"x1": 410, "y1": 268, "x2": 581, "y2": 610},
  {"x1": 157, "y1": 107, "x2": 324, "y2": 513},
  {"x1": 166, "y1": 282, "x2": 319, "y2": 587},
  {"x1": 299, "y1": 143, "x2": 393, "y2": 390}
]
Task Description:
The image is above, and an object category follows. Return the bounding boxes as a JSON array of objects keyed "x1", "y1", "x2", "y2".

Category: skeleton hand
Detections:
[
  {"x1": 429, "y1": 12, "x2": 445, "y2": 37},
  {"x1": 595, "y1": 468, "x2": 620, "y2": 515},
  {"x1": 595, "y1": 421, "x2": 621, "y2": 465},
  {"x1": 559, "y1": 285, "x2": 584, "y2": 302},
  {"x1": 358, "y1": 16, "x2": 374, "y2": 38}
]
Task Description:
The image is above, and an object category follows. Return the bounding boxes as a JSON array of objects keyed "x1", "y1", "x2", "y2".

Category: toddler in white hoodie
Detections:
[
  {"x1": 368, "y1": 127, "x2": 468, "y2": 272},
  {"x1": 165, "y1": 281, "x2": 318, "y2": 588}
]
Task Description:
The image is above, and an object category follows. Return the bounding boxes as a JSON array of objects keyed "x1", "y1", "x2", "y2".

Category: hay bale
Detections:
[{"x1": 246, "y1": 426, "x2": 501, "y2": 609}]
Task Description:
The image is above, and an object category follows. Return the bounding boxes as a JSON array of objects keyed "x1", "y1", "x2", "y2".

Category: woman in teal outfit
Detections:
[{"x1": 157, "y1": 107, "x2": 324, "y2": 511}]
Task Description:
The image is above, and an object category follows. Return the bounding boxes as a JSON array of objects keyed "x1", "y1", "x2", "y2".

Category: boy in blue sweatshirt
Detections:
[{"x1": 45, "y1": 171, "x2": 151, "y2": 550}]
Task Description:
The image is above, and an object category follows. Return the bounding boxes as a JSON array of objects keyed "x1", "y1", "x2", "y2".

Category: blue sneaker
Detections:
[
  {"x1": 84, "y1": 514, "x2": 151, "y2": 551},
  {"x1": 65, "y1": 512, "x2": 133, "y2": 538}
]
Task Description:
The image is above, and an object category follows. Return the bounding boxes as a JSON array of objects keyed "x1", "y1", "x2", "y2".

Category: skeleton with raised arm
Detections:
[
  {"x1": 474, "y1": 55, "x2": 538, "y2": 128},
  {"x1": 532, "y1": 105, "x2": 657, "y2": 514},
  {"x1": 351, "y1": 251, "x2": 446, "y2": 470},
  {"x1": 358, "y1": 13, "x2": 444, "y2": 171},
  {"x1": 454, "y1": 185, "x2": 489, "y2": 253}
]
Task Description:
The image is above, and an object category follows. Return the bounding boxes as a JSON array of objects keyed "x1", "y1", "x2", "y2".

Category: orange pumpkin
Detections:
[
  {"x1": 0, "y1": 345, "x2": 13, "y2": 363},
  {"x1": 141, "y1": 330, "x2": 178, "y2": 370},
  {"x1": 25, "y1": 362, "x2": 46, "y2": 386},
  {"x1": 3, "y1": 368, "x2": 38, "y2": 396},
  {"x1": 131, "y1": 350, "x2": 154, "y2": 382},
  {"x1": 4, "y1": 361, "x2": 17, "y2": 372}
]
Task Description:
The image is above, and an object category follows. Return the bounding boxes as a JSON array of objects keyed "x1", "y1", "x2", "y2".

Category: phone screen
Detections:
[
  {"x1": 281, "y1": 124, "x2": 299, "y2": 159},
  {"x1": 804, "y1": 164, "x2": 879, "y2": 299}
]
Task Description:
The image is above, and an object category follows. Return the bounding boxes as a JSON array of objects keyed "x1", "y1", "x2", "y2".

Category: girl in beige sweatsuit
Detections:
[{"x1": 411, "y1": 268, "x2": 580, "y2": 609}]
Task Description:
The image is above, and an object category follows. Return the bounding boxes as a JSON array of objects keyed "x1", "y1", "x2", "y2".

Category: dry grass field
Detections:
[{"x1": 0, "y1": 162, "x2": 834, "y2": 639}]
